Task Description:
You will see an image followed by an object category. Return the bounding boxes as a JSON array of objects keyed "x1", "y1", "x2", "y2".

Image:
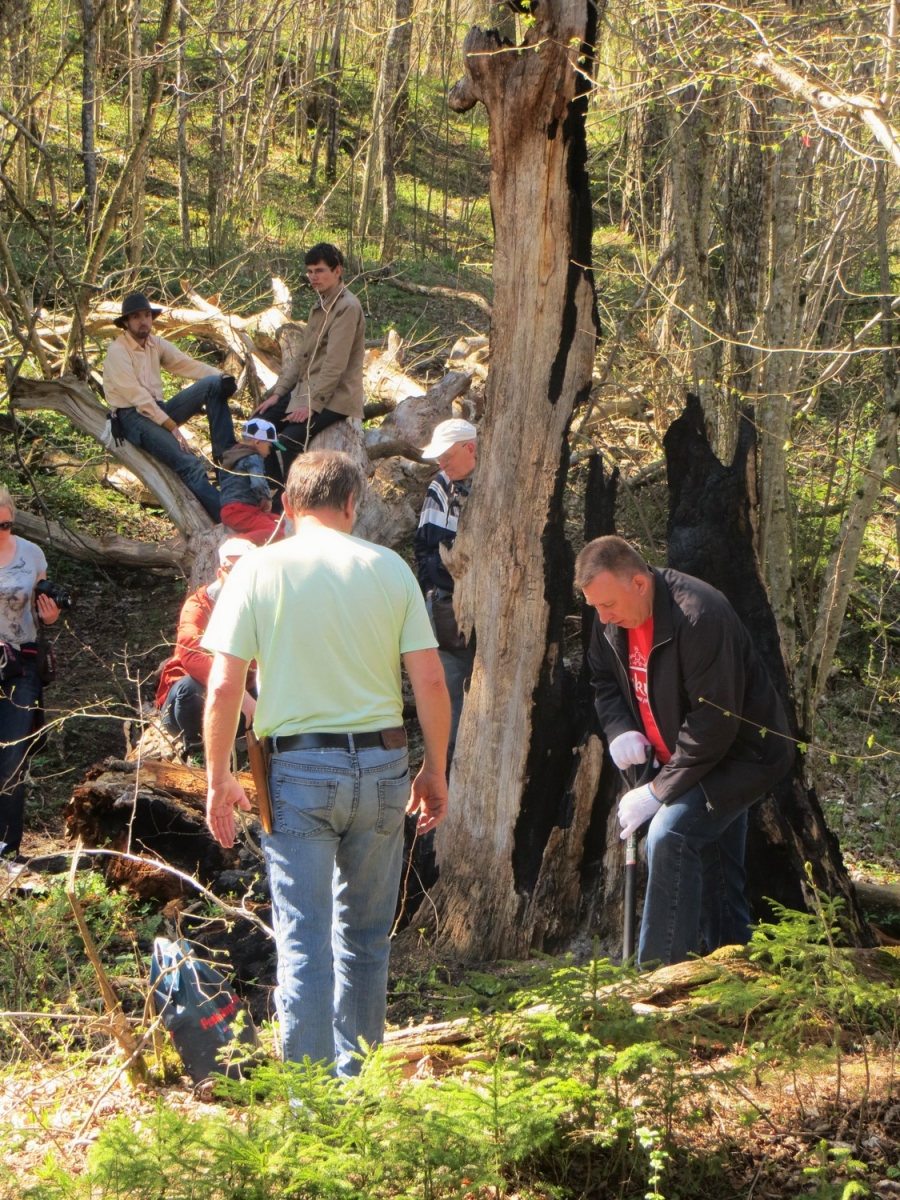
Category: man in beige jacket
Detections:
[
  {"x1": 254, "y1": 244, "x2": 365, "y2": 483},
  {"x1": 103, "y1": 292, "x2": 237, "y2": 521}
]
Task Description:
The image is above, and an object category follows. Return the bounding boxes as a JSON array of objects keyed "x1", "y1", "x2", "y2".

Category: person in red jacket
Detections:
[{"x1": 156, "y1": 538, "x2": 256, "y2": 755}]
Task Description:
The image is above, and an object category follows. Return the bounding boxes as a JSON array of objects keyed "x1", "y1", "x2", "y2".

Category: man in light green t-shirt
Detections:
[{"x1": 202, "y1": 450, "x2": 449, "y2": 1076}]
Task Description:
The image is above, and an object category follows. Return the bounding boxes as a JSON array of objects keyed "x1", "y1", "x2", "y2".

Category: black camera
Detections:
[{"x1": 35, "y1": 579, "x2": 73, "y2": 610}]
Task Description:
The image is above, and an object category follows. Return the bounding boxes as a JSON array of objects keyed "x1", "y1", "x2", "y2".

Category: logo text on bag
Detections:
[{"x1": 200, "y1": 993, "x2": 239, "y2": 1030}]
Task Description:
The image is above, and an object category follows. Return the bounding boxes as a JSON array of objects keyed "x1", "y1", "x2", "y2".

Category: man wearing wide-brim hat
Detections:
[{"x1": 103, "y1": 292, "x2": 238, "y2": 522}]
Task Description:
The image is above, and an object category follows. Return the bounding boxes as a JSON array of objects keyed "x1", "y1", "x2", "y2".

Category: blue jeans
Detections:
[
  {"x1": 639, "y1": 785, "x2": 752, "y2": 967},
  {"x1": 161, "y1": 674, "x2": 248, "y2": 754},
  {"x1": 0, "y1": 656, "x2": 42, "y2": 857},
  {"x1": 263, "y1": 742, "x2": 410, "y2": 1076},
  {"x1": 161, "y1": 675, "x2": 206, "y2": 752},
  {"x1": 118, "y1": 377, "x2": 236, "y2": 521}
]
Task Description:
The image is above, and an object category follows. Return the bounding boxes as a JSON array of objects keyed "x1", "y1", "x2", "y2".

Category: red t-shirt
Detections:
[{"x1": 627, "y1": 617, "x2": 671, "y2": 765}]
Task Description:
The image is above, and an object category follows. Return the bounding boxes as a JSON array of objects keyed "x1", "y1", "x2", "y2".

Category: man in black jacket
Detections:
[{"x1": 576, "y1": 536, "x2": 793, "y2": 966}]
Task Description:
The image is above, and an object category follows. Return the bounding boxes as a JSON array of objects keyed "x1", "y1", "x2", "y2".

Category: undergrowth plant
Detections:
[
  {"x1": 0, "y1": 873, "x2": 160, "y2": 1060},
  {"x1": 13, "y1": 884, "x2": 900, "y2": 1200}
]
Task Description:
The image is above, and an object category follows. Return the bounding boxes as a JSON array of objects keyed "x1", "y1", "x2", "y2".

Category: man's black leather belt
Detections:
[{"x1": 272, "y1": 729, "x2": 406, "y2": 752}]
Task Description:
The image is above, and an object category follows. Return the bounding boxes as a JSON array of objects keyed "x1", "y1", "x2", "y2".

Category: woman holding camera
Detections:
[{"x1": 0, "y1": 487, "x2": 60, "y2": 861}]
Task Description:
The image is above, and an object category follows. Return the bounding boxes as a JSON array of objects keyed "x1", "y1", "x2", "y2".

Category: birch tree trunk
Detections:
[{"x1": 425, "y1": 0, "x2": 602, "y2": 961}]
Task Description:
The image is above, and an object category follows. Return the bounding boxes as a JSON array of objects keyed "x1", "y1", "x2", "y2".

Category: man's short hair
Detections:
[
  {"x1": 305, "y1": 243, "x2": 344, "y2": 270},
  {"x1": 285, "y1": 450, "x2": 364, "y2": 514},
  {"x1": 574, "y1": 536, "x2": 650, "y2": 591}
]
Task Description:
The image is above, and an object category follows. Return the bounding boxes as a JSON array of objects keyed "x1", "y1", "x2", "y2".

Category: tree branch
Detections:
[{"x1": 755, "y1": 52, "x2": 900, "y2": 169}]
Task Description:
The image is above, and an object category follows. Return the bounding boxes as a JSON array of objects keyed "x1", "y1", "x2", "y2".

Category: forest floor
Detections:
[
  {"x1": 2, "y1": 563, "x2": 900, "y2": 1199},
  {"x1": 4, "y1": 946, "x2": 900, "y2": 1198},
  {"x1": 3, "y1": 279, "x2": 900, "y2": 1197}
]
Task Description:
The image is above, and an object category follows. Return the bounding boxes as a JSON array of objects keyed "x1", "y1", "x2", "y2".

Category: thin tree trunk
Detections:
[
  {"x1": 424, "y1": 0, "x2": 602, "y2": 961},
  {"x1": 799, "y1": 162, "x2": 900, "y2": 726},
  {"x1": 757, "y1": 101, "x2": 802, "y2": 663},
  {"x1": 379, "y1": 0, "x2": 413, "y2": 261},
  {"x1": 295, "y1": 31, "x2": 316, "y2": 164},
  {"x1": 70, "y1": 0, "x2": 178, "y2": 336},
  {"x1": 176, "y1": 0, "x2": 190, "y2": 253},
  {"x1": 662, "y1": 91, "x2": 718, "y2": 433},
  {"x1": 0, "y1": 218, "x2": 52, "y2": 376},
  {"x1": 722, "y1": 94, "x2": 765, "y2": 415},
  {"x1": 207, "y1": 0, "x2": 228, "y2": 263},
  {"x1": 81, "y1": 0, "x2": 97, "y2": 236},
  {"x1": 126, "y1": 0, "x2": 145, "y2": 277},
  {"x1": 323, "y1": 13, "x2": 343, "y2": 184}
]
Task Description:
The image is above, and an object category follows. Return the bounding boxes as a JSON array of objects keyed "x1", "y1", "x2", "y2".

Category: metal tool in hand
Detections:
[{"x1": 622, "y1": 754, "x2": 657, "y2": 963}]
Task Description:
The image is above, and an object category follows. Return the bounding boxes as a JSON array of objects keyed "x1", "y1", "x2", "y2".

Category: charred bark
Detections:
[
  {"x1": 424, "y1": 1, "x2": 602, "y2": 961},
  {"x1": 664, "y1": 393, "x2": 873, "y2": 945}
]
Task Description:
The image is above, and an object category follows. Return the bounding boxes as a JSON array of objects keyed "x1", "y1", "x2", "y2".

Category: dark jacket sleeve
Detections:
[
  {"x1": 413, "y1": 523, "x2": 454, "y2": 594},
  {"x1": 586, "y1": 616, "x2": 643, "y2": 744},
  {"x1": 648, "y1": 608, "x2": 745, "y2": 804}
]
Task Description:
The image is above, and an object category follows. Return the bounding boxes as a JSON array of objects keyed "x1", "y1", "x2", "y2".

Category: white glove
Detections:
[
  {"x1": 618, "y1": 784, "x2": 662, "y2": 840},
  {"x1": 608, "y1": 730, "x2": 652, "y2": 770}
]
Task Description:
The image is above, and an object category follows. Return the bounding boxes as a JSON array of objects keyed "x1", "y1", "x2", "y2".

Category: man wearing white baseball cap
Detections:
[
  {"x1": 413, "y1": 418, "x2": 477, "y2": 762},
  {"x1": 155, "y1": 537, "x2": 257, "y2": 756}
]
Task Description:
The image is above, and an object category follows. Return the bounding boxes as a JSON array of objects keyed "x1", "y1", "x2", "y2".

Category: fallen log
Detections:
[
  {"x1": 384, "y1": 276, "x2": 493, "y2": 318},
  {"x1": 12, "y1": 509, "x2": 184, "y2": 571},
  {"x1": 382, "y1": 942, "x2": 900, "y2": 1069},
  {"x1": 365, "y1": 430, "x2": 422, "y2": 461},
  {"x1": 63, "y1": 758, "x2": 259, "y2": 901},
  {"x1": 38, "y1": 277, "x2": 292, "y2": 358},
  {"x1": 377, "y1": 370, "x2": 473, "y2": 448},
  {"x1": 364, "y1": 331, "x2": 427, "y2": 407},
  {"x1": 313, "y1": 418, "x2": 418, "y2": 547},
  {"x1": 853, "y1": 878, "x2": 900, "y2": 909},
  {"x1": 9, "y1": 372, "x2": 213, "y2": 540}
]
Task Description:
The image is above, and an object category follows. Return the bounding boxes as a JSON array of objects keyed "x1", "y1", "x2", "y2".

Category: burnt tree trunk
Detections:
[
  {"x1": 424, "y1": 0, "x2": 602, "y2": 960},
  {"x1": 664, "y1": 394, "x2": 873, "y2": 944}
]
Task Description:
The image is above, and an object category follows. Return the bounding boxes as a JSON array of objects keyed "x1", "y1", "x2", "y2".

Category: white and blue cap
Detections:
[
  {"x1": 241, "y1": 417, "x2": 286, "y2": 451},
  {"x1": 420, "y1": 418, "x2": 478, "y2": 459}
]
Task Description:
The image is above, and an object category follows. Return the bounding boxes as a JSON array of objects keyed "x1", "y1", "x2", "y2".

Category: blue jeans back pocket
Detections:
[
  {"x1": 273, "y1": 772, "x2": 338, "y2": 838},
  {"x1": 376, "y1": 770, "x2": 410, "y2": 836}
]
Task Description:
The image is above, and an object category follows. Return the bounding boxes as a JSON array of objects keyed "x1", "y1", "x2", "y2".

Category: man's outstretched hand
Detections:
[{"x1": 207, "y1": 775, "x2": 253, "y2": 848}]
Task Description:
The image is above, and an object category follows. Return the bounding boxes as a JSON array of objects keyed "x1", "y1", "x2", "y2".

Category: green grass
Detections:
[{"x1": 10, "y1": 887, "x2": 900, "y2": 1200}]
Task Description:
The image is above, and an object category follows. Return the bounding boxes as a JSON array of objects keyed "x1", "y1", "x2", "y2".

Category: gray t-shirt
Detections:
[{"x1": 0, "y1": 537, "x2": 47, "y2": 647}]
